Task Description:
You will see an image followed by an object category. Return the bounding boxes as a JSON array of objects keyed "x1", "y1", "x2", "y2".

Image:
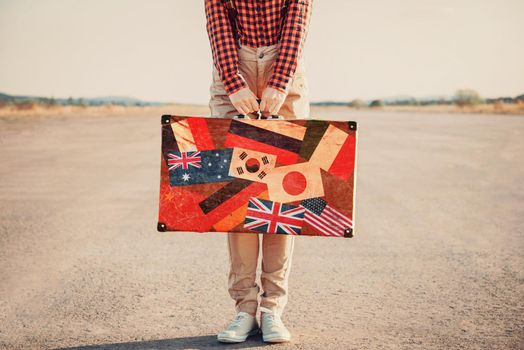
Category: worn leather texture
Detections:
[{"x1": 158, "y1": 115, "x2": 357, "y2": 238}]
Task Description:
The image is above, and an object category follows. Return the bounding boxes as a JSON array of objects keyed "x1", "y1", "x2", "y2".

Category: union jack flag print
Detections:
[
  {"x1": 167, "y1": 151, "x2": 202, "y2": 171},
  {"x1": 244, "y1": 198, "x2": 305, "y2": 235}
]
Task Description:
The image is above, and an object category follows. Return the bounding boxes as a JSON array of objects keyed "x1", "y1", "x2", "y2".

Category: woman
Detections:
[{"x1": 205, "y1": 0, "x2": 313, "y2": 343}]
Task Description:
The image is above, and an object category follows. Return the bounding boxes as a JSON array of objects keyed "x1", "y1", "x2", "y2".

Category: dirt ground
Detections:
[{"x1": 0, "y1": 106, "x2": 523, "y2": 350}]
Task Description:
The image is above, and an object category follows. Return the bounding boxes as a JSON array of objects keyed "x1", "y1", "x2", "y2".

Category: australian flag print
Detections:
[
  {"x1": 244, "y1": 197, "x2": 305, "y2": 235},
  {"x1": 168, "y1": 148, "x2": 234, "y2": 186}
]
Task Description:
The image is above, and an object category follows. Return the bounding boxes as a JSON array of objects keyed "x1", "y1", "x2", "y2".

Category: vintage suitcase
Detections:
[{"x1": 157, "y1": 114, "x2": 357, "y2": 238}]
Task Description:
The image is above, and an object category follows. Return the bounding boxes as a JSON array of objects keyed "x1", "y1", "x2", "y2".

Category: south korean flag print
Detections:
[{"x1": 228, "y1": 147, "x2": 277, "y2": 183}]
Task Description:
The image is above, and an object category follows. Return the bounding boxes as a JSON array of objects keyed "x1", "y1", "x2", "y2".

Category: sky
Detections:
[{"x1": 0, "y1": 0, "x2": 523, "y2": 104}]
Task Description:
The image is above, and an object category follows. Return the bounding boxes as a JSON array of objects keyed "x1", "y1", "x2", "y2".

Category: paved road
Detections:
[{"x1": 0, "y1": 107, "x2": 523, "y2": 349}]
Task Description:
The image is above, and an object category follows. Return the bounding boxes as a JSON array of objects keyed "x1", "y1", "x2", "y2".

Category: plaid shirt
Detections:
[{"x1": 205, "y1": 0, "x2": 312, "y2": 95}]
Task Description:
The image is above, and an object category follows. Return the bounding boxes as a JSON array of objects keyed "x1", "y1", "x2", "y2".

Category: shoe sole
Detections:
[
  {"x1": 217, "y1": 328, "x2": 260, "y2": 343},
  {"x1": 262, "y1": 334, "x2": 291, "y2": 343}
]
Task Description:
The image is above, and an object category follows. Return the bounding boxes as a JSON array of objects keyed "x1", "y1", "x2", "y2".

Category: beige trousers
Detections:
[{"x1": 208, "y1": 42, "x2": 310, "y2": 317}]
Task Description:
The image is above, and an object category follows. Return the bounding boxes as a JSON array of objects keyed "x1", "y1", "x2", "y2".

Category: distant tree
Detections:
[
  {"x1": 349, "y1": 99, "x2": 366, "y2": 109},
  {"x1": 405, "y1": 98, "x2": 418, "y2": 106},
  {"x1": 392, "y1": 98, "x2": 418, "y2": 106},
  {"x1": 16, "y1": 101, "x2": 36, "y2": 110},
  {"x1": 369, "y1": 99, "x2": 383, "y2": 108},
  {"x1": 67, "y1": 97, "x2": 74, "y2": 105},
  {"x1": 454, "y1": 89, "x2": 483, "y2": 107},
  {"x1": 493, "y1": 101, "x2": 506, "y2": 113}
]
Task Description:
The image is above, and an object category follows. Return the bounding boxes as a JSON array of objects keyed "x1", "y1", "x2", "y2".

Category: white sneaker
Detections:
[
  {"x1": 217, "y1": 311, "x2": 260, "y2": 343},
  {"x1": 260, "y1": 308, "x2": 291, "y2": 343}
]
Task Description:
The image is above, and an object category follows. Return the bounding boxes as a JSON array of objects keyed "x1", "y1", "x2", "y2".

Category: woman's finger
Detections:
[
  {"x1": 242, "y1": 101, "x2": 255, "y2": 114},
  {"x1": 272, "y1": 99, "x2": 284, "y2": 115},
  {"x1": 268, "y1": 98, "x2": 279, "y2": 115},
  {"x1": 240, "y1": 101, "x2": 253, "y2": 114},
  {"x1": 248, "y1": 97, "x2": 259, "y2": 113},
  {"x1": 234, "y1": 102, "x2": 248, "y2": 115},
  {"x1": 243, "y1": 99, "x2": 254, "y2": 113},
  {"x1": 260, "y1": 98, "x2": 268, "y2": 112}
]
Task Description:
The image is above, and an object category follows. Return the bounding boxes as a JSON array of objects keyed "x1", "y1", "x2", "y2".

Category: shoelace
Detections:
[
  {"x1": 228, "y1": 314, "x2": 247, "y2": 329},
  {"x1": 262, "y1": 313, "x2": 284, "y2": 329}
]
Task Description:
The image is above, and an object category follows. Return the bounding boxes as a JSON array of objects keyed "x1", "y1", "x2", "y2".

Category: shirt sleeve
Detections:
[
  {"x1": 267, "y1": 0, "x2": 313, "y2": 93},
  {"x1": 205, "y1": 0, "x2": 249, "y2": 96}
]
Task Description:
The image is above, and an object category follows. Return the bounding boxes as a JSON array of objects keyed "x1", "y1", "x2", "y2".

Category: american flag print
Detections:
[
  {"x1": 301, "y1": 198, "x2": 353, "y2": 237},
  {"x1": 167, "y1": 151, "x2": 202, "y2": 171},
  {"x1": 168, "y1": 148, "x2": 234, "y2": 186},
  {"x1": 244, "y1": 197, "x2": 305, "y2": 235}
]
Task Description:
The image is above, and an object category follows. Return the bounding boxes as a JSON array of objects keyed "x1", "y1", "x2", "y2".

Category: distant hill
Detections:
[
  {"x1": 312, "y1": 93, "x2": 524, "y2": 107},
  {"x1": 311, "y1": 95, "x2": 453, "y2": 107},
  {"x1": 0, "y1": 92, "x2": 166, "y2": 107}
]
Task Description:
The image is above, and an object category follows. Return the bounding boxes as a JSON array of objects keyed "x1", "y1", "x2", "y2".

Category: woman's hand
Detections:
[
  {"x1": 229, "y1": 87, "x2": 259, "y2": 115},
  {"x1": 260, "y1": 87, "x2": 287, "y2": 116}
]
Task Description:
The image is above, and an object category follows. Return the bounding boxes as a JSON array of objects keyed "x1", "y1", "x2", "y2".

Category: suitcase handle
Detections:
[
  {"x1": 234, "y1": 99, "x2": 283, "y2": 120},
  {"x1": 234, "y1": 113, "x2": 282, "y2": 120}
]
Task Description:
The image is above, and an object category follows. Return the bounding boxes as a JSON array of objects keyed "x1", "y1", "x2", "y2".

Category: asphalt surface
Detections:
[{"x1": 0, "y1": 107, "x2": 523, "y2": 349}]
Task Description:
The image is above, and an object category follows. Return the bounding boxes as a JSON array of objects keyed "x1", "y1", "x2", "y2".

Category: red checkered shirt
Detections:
[{"x1": 205, "y1": 0, "x2": 312, "y2": 96}]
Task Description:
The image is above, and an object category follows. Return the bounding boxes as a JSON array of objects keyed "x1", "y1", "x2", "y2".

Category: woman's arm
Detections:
[
  {"x1": 205, "y1": 0, "x2": 248, "y2": 95},
  {"x1": 205, "y1": 0, "x2": 259, "y2": 114},
  {"x1": 267, "y1": 0, "x2": 313, "y2": 93}
]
